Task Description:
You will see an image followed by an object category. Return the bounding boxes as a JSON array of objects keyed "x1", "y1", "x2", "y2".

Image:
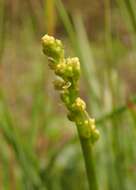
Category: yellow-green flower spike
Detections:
[{"x1": 42, "y1": 34, "x2": 100, "y2": 144}]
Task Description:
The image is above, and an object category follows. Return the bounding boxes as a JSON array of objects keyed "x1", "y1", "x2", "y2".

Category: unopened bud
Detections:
[
  {"x1": 72, "y1": 97, "x2": 86, "y2": 112},
  {"x1": 42, "y1": 34, "x2": 64, "y2": 61},
  {"x1": 65, "y1": 57, "x2": 81, "y2": 79},
  {"x1": 60, "y1": 91, "x2": 70, "y2": 106},
  {"x1": 55, "y1": 62, "x2": 66, "y2": 76},
  {"x1": 53, "y1": 79, "x2": 65, "y2": 90},
  {"x1": 91, "y1": 129, "x2": 100, "y2": 143}
]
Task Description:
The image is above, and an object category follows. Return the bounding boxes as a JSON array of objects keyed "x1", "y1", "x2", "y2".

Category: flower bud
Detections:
[
  {"x1": 42, "y1": 34, "x2": 64, "y2": 62},
  {"x1": 53, "y1": 79, "x2": 71, "y2": 90},
  {"x1": 60, "y1": 90, "x2": 70, "y2": 106},
  {"x1": 72, "y1": 97, "x2": 86, "y2": 112},
  {"x1": 65, "y1": 57, "x2": 81, "y2": 79},
  {"x1": 77, "y1": 120, "x2": 92, "y2": 138},
  {"x1": 53, "y1": 79, "x2": 66, "y2": 90},
  {"x1": 55, "y1": 62, "x2": 66, "y2": 76},
  {"x1": 91, "y1": 129, "x2": 100, "y2": 143}
]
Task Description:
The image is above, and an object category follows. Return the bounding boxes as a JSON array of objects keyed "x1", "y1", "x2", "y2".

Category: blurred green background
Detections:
[{"x1": 0, "y1": 0, "x2": 136, "y2": 189}]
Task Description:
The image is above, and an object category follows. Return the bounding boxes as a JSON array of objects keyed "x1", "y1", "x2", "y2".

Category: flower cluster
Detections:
[
  {"x1": 42, "y1": 35, "x2": 64, "y2": 62},
  {"x1": 42, "y1": 34, "x2": 100, "y2": 143}
]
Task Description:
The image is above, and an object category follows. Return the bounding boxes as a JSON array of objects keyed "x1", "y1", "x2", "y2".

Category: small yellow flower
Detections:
[
  {"x1": 55, "y1": 62, "x2": 66, "y2": 76},
  {"x1": 72, "y1": 97, "x2": 86, "y2": 112},
  {"x1": 66, "y1": 57, "x2": 80, "y2": 79},
  {"x1": 42, "y1": 35, "x2": 55, "y2": 45}
]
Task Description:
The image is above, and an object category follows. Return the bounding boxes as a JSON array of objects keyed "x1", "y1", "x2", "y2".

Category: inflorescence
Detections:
[{"x1": 42, "y1": 34, "x2": 100, "y2": 143}]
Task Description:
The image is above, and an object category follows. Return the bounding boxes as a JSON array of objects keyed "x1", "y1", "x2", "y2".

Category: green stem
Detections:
[{"x1": 78, "y1": 132, "x2": 98, "y2": 190}]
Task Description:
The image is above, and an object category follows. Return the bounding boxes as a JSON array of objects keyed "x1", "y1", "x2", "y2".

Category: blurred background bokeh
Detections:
[{"x1": 0, "y1": 0, "x2": 136, "y2": 189}]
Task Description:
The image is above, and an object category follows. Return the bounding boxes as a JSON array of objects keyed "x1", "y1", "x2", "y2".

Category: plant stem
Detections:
[{"x1": 78, "y1": 131, "x2": 98, "y2": 190}]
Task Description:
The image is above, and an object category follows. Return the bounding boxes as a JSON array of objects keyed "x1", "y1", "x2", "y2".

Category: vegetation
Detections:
[{"x1": 0, "y1": 0, "x2": 136, "y2": 189}]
